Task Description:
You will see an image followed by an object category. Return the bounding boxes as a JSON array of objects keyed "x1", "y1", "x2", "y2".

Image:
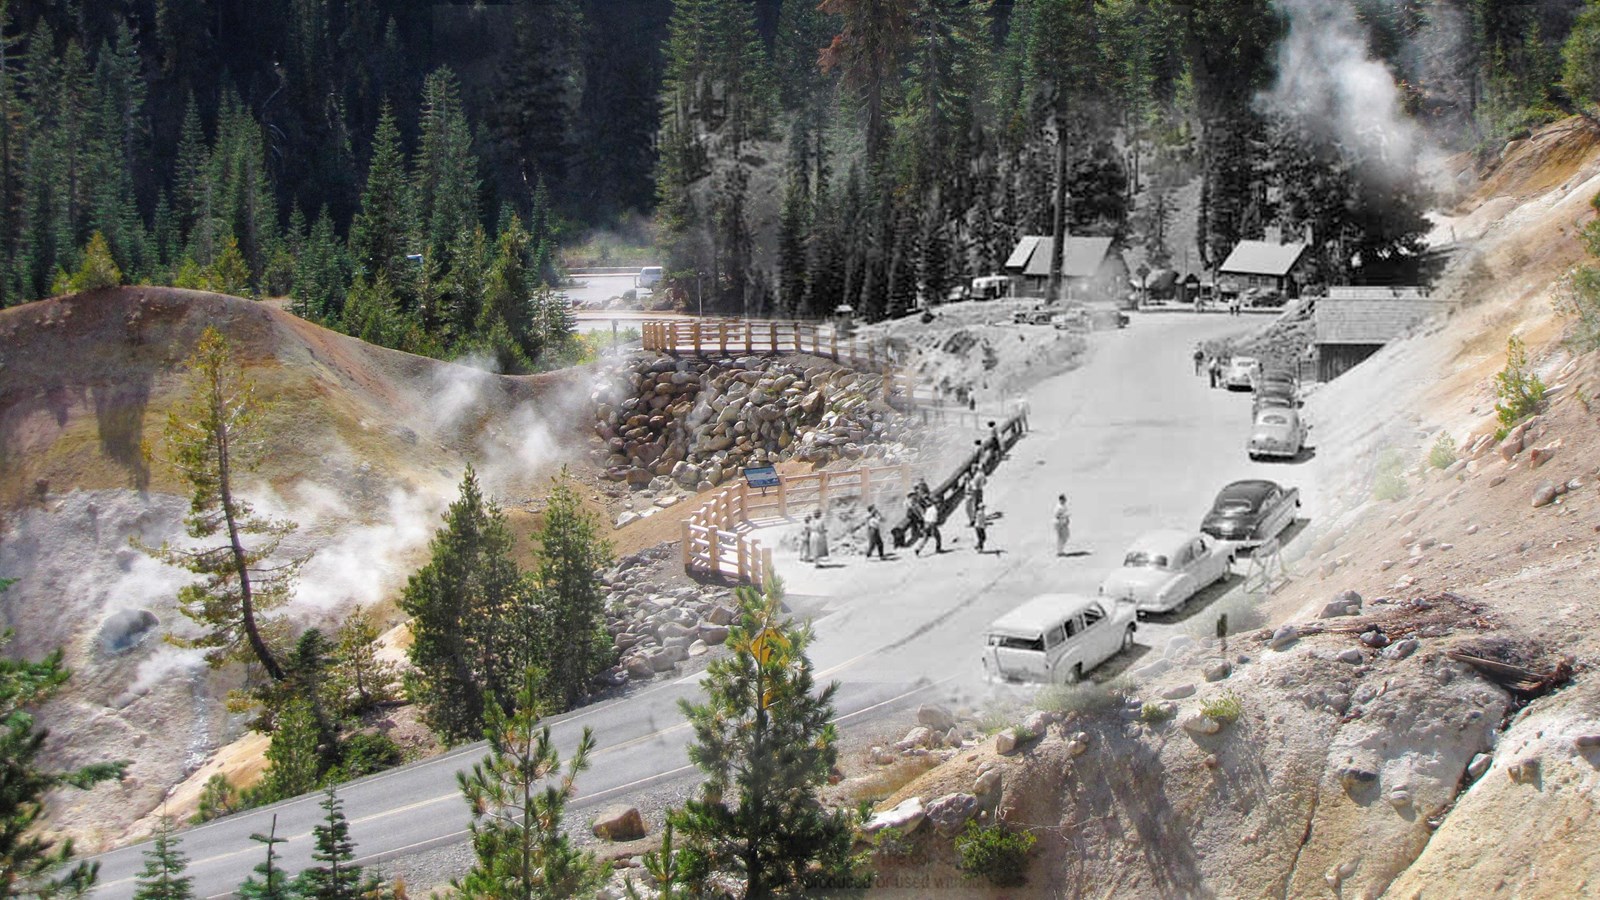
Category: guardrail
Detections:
[
  {"x1": 682, "y1": 463, "x2": 915, "y2": 583},
  {"x1": 890, "y1": 412, "x2": 1028, "y2": 548},
  {"x1": 639, "y1": 319, "x2": 927, "y2": 405}
]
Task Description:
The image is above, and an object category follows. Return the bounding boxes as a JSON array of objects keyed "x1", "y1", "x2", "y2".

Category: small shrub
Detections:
[
  {"x1": 954, "y1": 821, "x2": 1036, "y2": 887},
  {"x1": 1140, "y1": 701, "x2": 1176, "y2": 722},
  {"x1": 872, "y1": 825, "x2": 916, "y2": 859},
  {"x1": 1373, "y1": 448, "x2": 1408, "y2": 501},
  {"x1": 1428, "y1": 433, "x2": 1458, "y2": 469},
  {"x1": 333, "y1": 731, "x2": 404, "y2": 780},
  {"x1": 193, "y1": 773, "x2": 246, "y2": 823},
  {"x1": 1200, "y1": 690, "x2": 1244, "y2": 724},
  {"x1": 1036, "y1": 682, "x2": 1120, "y2": 718},
  {"x1": 1493, "y1": 334, "x2": 1547, "y2": 430}
]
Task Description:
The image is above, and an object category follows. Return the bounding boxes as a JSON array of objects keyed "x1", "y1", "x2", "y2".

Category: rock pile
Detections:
[
  {"x1": 590, "y1": 354, "x2": 927, "y2": 491},
  {"x1": 597, "y1": 544, "x2": 739, "y2": 686}
]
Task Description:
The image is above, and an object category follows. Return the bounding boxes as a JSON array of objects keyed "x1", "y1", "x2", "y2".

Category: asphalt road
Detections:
[{"x1": 87, "y1": 311, "x2": 1302, "y2": 897}]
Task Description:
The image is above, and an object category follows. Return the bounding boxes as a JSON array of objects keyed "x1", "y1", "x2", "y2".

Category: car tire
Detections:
[
  {"x1": 1062, "y1": 664, "x2": 1083, "y2": 685},
  {"x1": 1121, "y1": 625, "x2": 1136, "y2": 652}
]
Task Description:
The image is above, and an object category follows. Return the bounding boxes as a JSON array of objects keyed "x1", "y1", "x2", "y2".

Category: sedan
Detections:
[
  {"x1": 1252, "y1": 381, "x2": 1299, "y2": 415},
  {"x1": 1201, "y1": 480, "x2": 1301, "y2": 547},
  {"x1": 1248, "y1": 408, "x2": 1308, "y2": 460},
  {"x1": 1224, "y1": 356, "x2": 1260, "y2": 391},
  {"x1": 1100, "y1": 529, "x2": 1234, "y2": 615}
]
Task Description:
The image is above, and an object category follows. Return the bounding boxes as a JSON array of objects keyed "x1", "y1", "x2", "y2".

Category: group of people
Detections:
[
  {"x1": 798, "y1": 511, "x2": 829, "y2": 567},
  {"x1": 1194, "y1": 346, "x2": 1228, "y2": 388}
]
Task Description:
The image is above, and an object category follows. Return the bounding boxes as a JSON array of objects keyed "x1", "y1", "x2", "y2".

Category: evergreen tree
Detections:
[
  {"x1": 453, "y1": 668, "x2": 603, "y2": 900},
  {"x1": 260, "y1": 694, "x2": 323, "y2": 802},
  {"x1": 341, "y1": 274, "x2": 405, "y2": 350},
  {"x1": 293, "y1": 789, "x2": 379, "y2": 900},
  {"x1": 292, "y1": 207, "x2": 349, "y2": 322},
  {"x1": 330, "y1": 607, "x2": 399, "y2": 719},
  {"x1": 350, "y1": 106, "x2": 412, "y2": 291},
  {"x1": 530, "y1": 467, "x2": 613, "y2": 710},
  {"x1": 132, "y1": 815, "x2": 192, "y2": 900},
  {"x1": 670, "y1": 577, "x2": 861, "y2": 896},
  {"x1": 491, "y1": 0, "x2": 587, "y2": 203},
  {"x1": 137, "y1": 328, "x2": 301, "y2": 682},
  {"x1": 237, "y1": 817, "x2": 292, "y2": 900},
  {"x1": 478, "y1": 216, "x2": 535, "y2": 356},
  {"x1": 819, "y1": 0, "x2": 917, "y2": 161},
  {"x1": 0, "y1": 610, "x2": 127, "y2": 899},
  {"x1": 445, "y1": 223, "x2": 491, "y2": 342},
  {"x1": 68, "y1": 231, "x2": 123, "y2": 291},
  {"x1": 413, "y1": 68, "x2": 479, "y2": 264},
  {"x1": 1564, "y1": 0, "x2": 1600, "y2": 110},
  {"x1": 400, "y1": 467, "x2": 531, "y2": 745}
]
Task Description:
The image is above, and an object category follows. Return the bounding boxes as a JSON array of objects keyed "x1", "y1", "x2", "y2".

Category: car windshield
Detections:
[
  {"x1": 1124, "y1": 551, "x2": 1169, "y2": 568},
  {"x1": 1216, "y1": 498, "x2": 1257, "y2": 513},
  {"x1": 1259, "y1": 414, "x2": 1289, "y2": 425}
]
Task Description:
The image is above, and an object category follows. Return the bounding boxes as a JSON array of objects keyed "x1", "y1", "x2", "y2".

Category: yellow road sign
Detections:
[{"x1": 751, "y1": 627, "x2": 783, "y2": 666}]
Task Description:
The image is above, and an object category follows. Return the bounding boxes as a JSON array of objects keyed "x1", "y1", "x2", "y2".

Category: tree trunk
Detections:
[
  {"x1": 1048, "y1": 112, "x2": 1069, "y2": 304},
  {"x1": 216, "y1": 390, "x2": 284, "y2": 682}
]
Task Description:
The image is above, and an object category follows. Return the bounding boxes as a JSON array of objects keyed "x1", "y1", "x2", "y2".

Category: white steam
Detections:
[{"x1": 1262, "y1": 0, "x2": 1439, "y2": 176}]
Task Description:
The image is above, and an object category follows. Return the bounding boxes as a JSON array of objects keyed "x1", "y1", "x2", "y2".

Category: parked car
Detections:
[
  {"x1": 1252, "y1": 381, "x2": 1299, "y2": 415},
  {"x1": 1201, "y1": 479, "x2": 1301, "y2": 546},
  {"x1": 1013, "y1": 308, "x2": 1055, "y2": 325},
  {"x1": 1248, "y1": 408, "x2": 1309, "y2": 460},
  {"x1": 971, "y1": 275, "x2": 1011, "y2": 300},
  {"x1": 635, "y1": 266, "x2": 664, "y2": 290},
  {"x1": 981, "y1": 594, "x2": 1137, "y2": 685},
  {"x1": 1099, "y1": 529, "x2": 1234, "y2": 616},
  {"x1": 1224, "y1": 356, "x2": 1261, "y2": 391}
]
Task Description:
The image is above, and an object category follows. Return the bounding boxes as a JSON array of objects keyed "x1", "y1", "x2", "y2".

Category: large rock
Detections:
[
  {"x1": 925, "y1": 793, "x2": 982, "y2": 836},
  {"x1": 1320, "y1": 590, "x2": 1363, "y2": 618},
  {"x1": 1532, "y1": 481, "x2": 1559, "y2": 508},
  {"x1": 1269, "y1": 624, "x2": 1300, "y2": 650},
  {"x1": 916, "y1": 703, "x2": 956, "y2": 732},
  {"x1": 1181, "y1": 713, "x2": 1221, "y2": 735},
  {"x1": 995, "y1": 728, "x2": 1022, "y2": 755},
  {"x1": 592, "y1": 805, "x2": 647, "y2": 841},
  {"x1": 97, "y1": 609, "x2": 159, "y2": 656},
  {"x1": 864, "y1": 797, "x2": 926, "y2": 835}
]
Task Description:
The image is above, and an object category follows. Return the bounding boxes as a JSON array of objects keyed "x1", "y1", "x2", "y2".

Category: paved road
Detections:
[{"x1": 88, "y1": 311, "x2": 1305, "y2": 897}]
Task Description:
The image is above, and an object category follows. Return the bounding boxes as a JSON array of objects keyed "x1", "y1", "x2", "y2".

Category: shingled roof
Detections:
[
  {"x1": 1315, "y1": 287, "x2": 1451, "y2": 344},
  {"x1": 1005, "y1": 235, "x2": 1116, "y2": 278},
  {"x1": 1219, "y1": 241, "x2": 1309, "y2": 277}
]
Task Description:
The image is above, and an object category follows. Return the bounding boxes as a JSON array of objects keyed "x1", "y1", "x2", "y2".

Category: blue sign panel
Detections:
[{"x1": 743, "y1": 465, "x2": 780, "y2": 489}]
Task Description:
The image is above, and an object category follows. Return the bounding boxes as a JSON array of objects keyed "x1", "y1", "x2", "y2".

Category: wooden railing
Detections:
[
  {"x1": 682, "y1": 463, "x2": 915, "y2": 583},
  {"x1": 639, "y1": 319, "x2": 927, "y2": 406}
]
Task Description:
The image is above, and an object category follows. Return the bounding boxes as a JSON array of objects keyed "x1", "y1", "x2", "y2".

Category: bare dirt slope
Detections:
[
  {"x1": 0, "y1": 287, "x2": 597, "y2": 849},
  {"x1": 851, "y1": 117, "x2": 1600, "y2": 898}
]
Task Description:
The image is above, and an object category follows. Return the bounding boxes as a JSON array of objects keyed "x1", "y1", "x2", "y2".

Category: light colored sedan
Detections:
[
  {"x1": 1249, "y1": 407, "x2": 1308, "y2": 460},
  {"x1": 1099, "y1": 529, "x2": 1234, "y2": 615},
  {"x1": 1224, "y1": 356, "x2": 1260, "y2": 390}
]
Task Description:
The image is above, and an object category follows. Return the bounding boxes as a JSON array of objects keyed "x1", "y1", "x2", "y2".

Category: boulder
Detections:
[
  {"x1": 624, "y1": 656, "x2": 654, "y2": 680},
  {"x1": 864, "y1": 797, "x2": 926, "y2": 835},
  {"x1": 97, "y1": 609, "x2": 159, "y2": 655},
  {"x1": 1021, "y1": 710, "x2": 1053, "y2": 735},
  {"x1": 700, "y1": 625, "x2": 730, "y2": 645},
  {"x1": 1269, "y1": 624, "x2": 1300, "y2": 650},
  {"x1": 1532, "y1": 481, "x2": 1559, "y2": 508},
  {"x1": 1181, "y1": 713, "x2": 1221, "y2": 736},
  {"x1": 972, "y1": 767, "x2": 1003, "y2": 799},
  {"x1": 687, "y1": 640, "x2": 708, "y2": 657},
  {"x1": 706, "y1": 605, "x2": 735, "y2": 626},
  {"x1": 925, "y1": 793, "x2": 982, "y2": 836},
  {"x1": 916, "y1": 703, "x2": 956, "y2": 732},
  {"x1": 1381, "y1": 638, "x2": 1419, "y2": 660},
  {"x1": 1202, "y1": 661, "x2": 1233, "y2": 682},
  {"x1": 1337, "y1": 648, "x2": 1365, "y2": 664},
  {"x1": 1161, "y1": 683, "x2": 1197, "y2": 700},
  {"x1": 1529, "y1": 444, "x2": 1557, "y2": 467},
  {"x1": 592, "y1": 805, "x2": 648, "y2": 841},
  {"x1": 995, "y1": 728, "x2": 1021, "y2": 755},
  {"x1": 1320, "y1": 590, "x2": 1363, "y2": 618},
  {"x1": 896, "y1": 726, "x2": 934, "y2": 751}
]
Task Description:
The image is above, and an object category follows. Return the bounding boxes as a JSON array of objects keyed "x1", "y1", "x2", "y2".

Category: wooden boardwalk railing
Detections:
[{"x1": 682, "y1": 463, "x2": 915, "y2": 584}]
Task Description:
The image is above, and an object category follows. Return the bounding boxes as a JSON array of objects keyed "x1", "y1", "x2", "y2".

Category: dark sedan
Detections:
[{"x1": 1201, "y1": 479, "x2": 1300, "y2": 546}]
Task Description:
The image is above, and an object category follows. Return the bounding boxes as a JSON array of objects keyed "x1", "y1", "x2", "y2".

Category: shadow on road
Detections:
[
  {"x1": 1092, "y1": 643, "x2": 1152, "y2": 682},
  {"x1": 1057, "y1": 549, "x2": 1093, "y2": 558}
]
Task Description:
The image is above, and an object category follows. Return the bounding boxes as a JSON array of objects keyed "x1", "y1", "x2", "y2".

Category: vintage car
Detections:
[
  {"x1": 1252, "y1": 380, "x2": 1299, "y2": 414},
  {"x1": 1224, "y1": 356, "x2": 1261, "y2": 390},
  {"x1": 1201, "y1": 479, "x2": 1301, "y2": 546},
  {"x1": 1248, "y1": 407, "x2": 1308, "y2": 460},
  {"x1": 1099, "y1": 529, "x2": 1234, "y2": 616},
  {"x1": 981, "y1": 594, "x2": 1137, "y2": 685}
]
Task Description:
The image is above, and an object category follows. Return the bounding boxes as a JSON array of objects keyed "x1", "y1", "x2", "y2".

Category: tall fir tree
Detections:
[
  {"x1": 453, "y1": 668, "x2": 603, "y2": 900},
  {"x1": 237, "y1": 817, "x2": 292, "y2": 900},
  {"x1": 670, "y1": 577, "x2": 861, "y2": 896},
  {"x1": 349, "y1": 105, "x2": 412, "y2": 292},
  {"x1": 412, "y1": 68, "x2": 479, "y2": 265},
  {"x1": 529, "y1": 467, "x2": 614, "y2": 710},
  {"x1": 132, "y1": 815, "x2": 192, "y2": 900},
  {"x1": 293, "y1": 789, "x2": 379, "y2": 900}
]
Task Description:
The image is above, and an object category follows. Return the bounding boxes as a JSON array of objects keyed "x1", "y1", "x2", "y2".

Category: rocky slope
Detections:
[{"x1": 845, "y1": 116, "x2": 1600, "y2": 897}]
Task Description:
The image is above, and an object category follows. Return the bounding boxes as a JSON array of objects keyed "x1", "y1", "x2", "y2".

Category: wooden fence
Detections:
[
  {"x1": 639, "y1": 319, "x2": 927, "y2": 405},
  {"x1": 682, "y1": 463, "x2": 915, "y2": 584}
]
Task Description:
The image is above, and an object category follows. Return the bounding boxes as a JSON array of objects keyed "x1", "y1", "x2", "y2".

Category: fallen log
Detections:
[{"x1": 1448, "y1": 651, "x2": 1572, "y2": 696}]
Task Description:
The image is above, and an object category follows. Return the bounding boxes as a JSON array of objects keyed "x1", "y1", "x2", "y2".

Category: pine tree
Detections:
[
  {"x1": 400, "y1": 467, "x2": 531, "y2": 745},
  {"x1": 293, "y1": 789, "x2": 378, "y2": 900},
  {"x1": 350, "y1": 105, "x2": 412, "y2": 290},
  {"x1": 292, "y1": 207, "x2": 349, "y2": 322},
  {"x1": 478, "y1": 216, "x2": 535, "y2": 356},
  {"x1": 172, "y1": 93, "x2": 208, "y2": 244},
  {"x1": 132, "y1": 815, "x2": 193, "y2": 900},
  {"x1": 260, "y1": 694, "x2": 323, "y2": 802},
  {"x1": 330, "y1": 607, "x2": 399, "y2": 719},
  {"x1": 206, "y1": 235, "x2": 252, "y2": 296},
  {"x1": 0, "y1": 611, "x2": 127, "y2": 899},
  {"x1": 237, "y1": 817, "x2": 292, "y2": 900},
  {"x1": 68, "y1": 231, "x2": 123, "y2": 291},
  {"x1": 670, "y1": 577, "x2": 860, "y2": 896},
  {"x1": 530, "y1": 467, "x2": 613, "y2": 710},
  {"x1": 413, "y1": 68, "x2": 479, "y2": 263},
  {"x1": 444, "y1": 223, "x2": 490, "y2": 342},
  {"x1": 453, "y1": 668, "x2": 604, "y2": 900},
  {"x1": 136, "y1": 328, "x2": 301, "y2": 681}
]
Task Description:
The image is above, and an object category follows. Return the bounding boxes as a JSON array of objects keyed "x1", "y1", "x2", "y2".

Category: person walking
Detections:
[
  {"x1": 1193, "y1": 346, "x2": 1205, "y2": 375},
  {"x1": 970, "y1": 496, "x2": 989, "y2": 553},
  {"x1": 799, "y1": 512, "x2": 814, "y2": 562},
  {"x1": 1053, "y1": 493, "x2": 1071, "y2": 556},
  {"x1": 811, "y1": 515, "x2": 830, "y2": 567},
  {"x1": 1208, "y1": 356, "x2": 1222, "y2": 389},
  {"x1": 915, "y1": 492, "x2": 943, "y2": 556},
  {"x1": 865, "y1": 505, "x2": 887, "y2": 559}
]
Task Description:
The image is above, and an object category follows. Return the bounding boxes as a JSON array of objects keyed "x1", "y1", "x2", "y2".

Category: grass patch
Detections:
[
  {"x1": 843, "y1": 756, "x2": 940, "y2": 808},
  {"x1": 954, "y1": 821, "x2": 1036, "y2": 887},
  {"x1": 1427, "y1": 433, "x2": 1458, "y2": 470},
  {"x1": 1374, "y1": 447, "x2": 1409, "y2": 502},
  {"x1": 1139, "y1": 701, "x2": 1176, "y2": 722},
  {"x1": 1200, "y1": 690, "x2": 1244, "y2": 724}
]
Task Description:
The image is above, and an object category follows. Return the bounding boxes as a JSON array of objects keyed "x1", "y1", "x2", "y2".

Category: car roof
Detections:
[
  {"x1": 987, "y1": 594, "x2": 1102, "y2": 637},
  {"x1": 1127, "y1": 528, "x2": 1201, "y2": 556},
  {"x1": 1255, "y1": 408, "x2": 1298, "y2": 424},
  {"x1": 1218, "y1": 479, "x2": 1281, "y2": 500}
]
